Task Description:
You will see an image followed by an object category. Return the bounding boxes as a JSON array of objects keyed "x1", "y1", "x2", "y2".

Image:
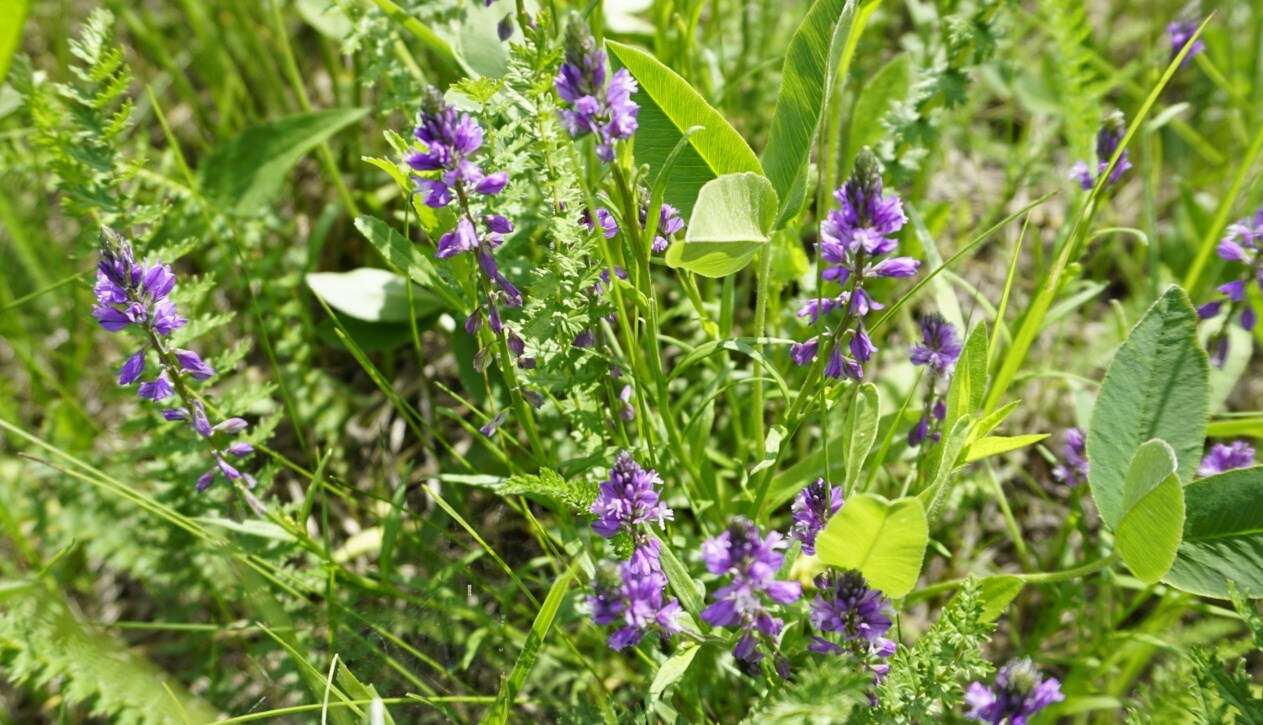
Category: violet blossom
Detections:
[
  {"x1": 555, "y1": 19, "x2": 639, "y2": 162},
  {"x1": 789, "y1": 478, "x2": 843, "y2": 555},
  {"x1": 1197, "y1": 207, "x2": 1263, "y2": 366},
  {"x1": 1070, "y1": 110, "x2": 1132, "y2": 190},
  {"x1": 1199, "y1": 440, "x2": 1256, "y2": 476},
  {"x1": 965, "y1": 659, "x2": 1064, "y2": 725},
  {"x1": 908, "y1": 314, "x2": 962, "y2": 447},
  {"x1": 1051, "y1": 427, "x2": 1089, "y2": 487}
]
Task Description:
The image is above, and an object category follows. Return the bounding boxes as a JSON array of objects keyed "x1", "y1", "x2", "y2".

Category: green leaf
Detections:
[
  {"x1": 963, "y1": 434, "x2": 1048, "y2": 463},
  {"x1": 296, "y1": 0, "x2": 353, "y2": 38},
  {"x1": 354, "y1": 215, "x2": 464, "y2": 312},
  {"x1": 1116, "y1": 440, "x2": 1185, "y2": 584},
  {"x1": 1087, "y1": 286, "x2": 1209, "y2": 528},
  {"x1": 665, "y1": 172, "x2": 778, "y2": 277},
  {"x1": 606, "y1": 41, "x2": 763, "y2": 218},
  {"x1": 760, "y1": 0, "x2": 857, "y2": 220},
  {"x1": 815, "y1": 493, "x2": 928, "y2": 598},
  {"x1": 455, "y1": 1, "x2": 509, "y2": 78},
  {"x1": 843, "y1": 383, "x2": 880, "y2": 490},
  {"x1": 649, "y1": 644, "x2": 701, "y2": 703},
  {"x1": 847, "y1": 54, "x2": 911, "y2": 158},
  {"x1": 944, "y1": 323, "x2": 989, "y2": 428},
  {"x1": 199, "y1": 107, "x2": 368, "y2": 214},
  {"x1": 974, "y1": 575, "x2": 1024, "y2": 623},
  {"x1": 305, "y1": 268, "x2": 443, "y2": 323},
  {"x1": 0, "y1": 0, "x2": 29, "y2": 83},
  {"x1": 485, "y1": 566, "x2": 574, "y2": 724},
  {"x1": 917, "y1": 416, "x2": 974, "y2": 523},
  {"x1": 1165, "y1": 466, "x2": 1263, "y2": 598},
  {"x1": 656, "y1": 532, "x2": 706, "y2": 618}
]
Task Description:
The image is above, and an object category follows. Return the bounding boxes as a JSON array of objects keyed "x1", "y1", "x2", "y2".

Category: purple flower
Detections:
[
  {"x1": 117, "y1": 350, "x2": 145, "y2": 385},
  {"x1": 1199, "y1": 208, "x2": 1263, "y2": 366},
  {"x1": 555, "y1": 20, "x2": 639, "y2": 161},
  {"x1": 792, "y1": 150, "x2": 917, "y2": 381},
  {"x1": 174, "y1": 349, "x2": 214, "y2": 380},
  {"x1": 137, "y1": 371, "x2": 174, "y2": 401},
  {"x1": 1199, "y1": 440, "x2": 1256, "y2": 476},
  {"x1": 1051, "y1": 427, "x2": 1089, "y2": 486},
  {"x1": 910, "y1": 314, "x2": 962, "y2": 374},
  {"x1": 589, "y1": 452, "x2": 672, "y2": 538},
  {"x1": 789, "y1": 478, "x2": 843, "y2": 556},
  {"x1": 965, "y1": 659, "x2": 1065, "y2": 725},
  {"x1": 1168, "y1": 20, "x2": 1205, "y2": 64},
  {"x1": 641, "y1": 203, "x2": 685, "y2": 253},
  {"x1": 1071, "y1": 111, "x2": 1132, "y2": 190},
  {"x1": 701, "y1": 518, "x2": 802, "y2": 670},
  {"x1": 589, "y1": 545, "x2": 681, "y2": 651},
  {"x1": 809, "y1": 571, "x2": 892, "y2": 645},
  {"x1": 580, "y1": 207, "x2": 619, "y2": 239}
]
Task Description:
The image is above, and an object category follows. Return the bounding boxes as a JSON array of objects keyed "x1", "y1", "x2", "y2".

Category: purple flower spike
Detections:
[
  {"x1": 1051, "y1": 427, "x2": 1090, "y2": 486},
  {"x1": 589, "y1": 453, "x2": 672, "y2": 538},
  {"x1": 789, "y1": 478, "x2": 843, "y2": 555},
  {"x1": 589, "y1": 548, "x2": 681, "y2": 651},
  {"x1": 555, "y1": 20, "x2": 639, "y2": 162},
  {"x1": 474, "y1": 171, "x2": 509, "y2": 195},
  {"x1": 809, "y1": 570, "x2": 892, "y2": 645},
  {"x1": 1199, "y1": 440, "x2": 1256, "y2": 477},
  {"x1": 910, "y1": 314, "x2": 962, "y2": 374},
  {"x1": 701, "y1": 518, "x2": 802, "y2": 670},
  {"x1": 965, "y1": 659, "x2": 1064, "y2": 725}
]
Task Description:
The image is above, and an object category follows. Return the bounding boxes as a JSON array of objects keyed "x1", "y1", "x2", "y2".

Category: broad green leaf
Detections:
[
  {"x1": 486, "y1": 566, "x2": 574, "y2": 724},
  {"x1": 649, "y1": 644, "x2": 701, "y2": 703},
  {"x1": 760, "y1": 0, "x2": 857, "y2": 220},
  {"x1": 199, "y1": 107, "x2": 368, "y2": 214},
  {"x1": 305, "y1": 268, "x2": 443, "y2": 322},
  {"x1": 843, "y1": 383, "x2": 880, "y2": 490},
  {"x1": 815, "y1": 493, "x2": 928, "y2": 598},
  {"x1": 1087, "y1": 286, "x2": 1209, "y2": 528},
  {"x1": 1165, "y1": 466, "x2": 1263, "y2": 598},
  {"x1": 665, "y1": 172, "x2": 778, "y2": 277},
  {"x1": 847, "y1": 54, "x2": 911, "y2": 158},
  {"x1": 1116, "y1": 440, "x2": 1185, "y2": 584},
  {"x1": 607, "y1": 41, "x2": 763, "y2": 218},
  {"x1": 0, "y1": 0, "x2": 29, "y2": 83},
  {"x1": 963, "y1": 434, "x2": 1048, "y2": 463}
]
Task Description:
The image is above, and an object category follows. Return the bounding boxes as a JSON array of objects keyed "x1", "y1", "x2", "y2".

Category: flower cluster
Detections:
[
  {"x1": 791, "y1": 149, "x2": 919, "y2": 381},
  {"x1": 555, "y1": 19, "x2": 639, "y2": 162},
  {"x1": 1168, "y1": 19, "x2": 1204, "y2": 64},
  {"x1": 807, "y1": 571, "x2": 897, "y2": 696},
  {"x1": 789, "y1": 478, "x2": 843, "y2": 556},
  {"x1": 908, "y1": 314, "x2": 962, "y2": 446},
  {"x1": 581, "y1": 202, "x2": 685, "y2": 254},
  {"x1": 701, "y1": 517, "x2": 801, "y2": 673},
  {"x1": 1199, "y1": 440, "x2": 1256, "y2": 476},
  {"x1": 1051, "y1": 427, "x2": 1089, "y2": 487},
  {"x1": 408, "y1": 90, "x2": 532, "y2": 369},
  {"x1": 965, "y1": 659, "x2": 1064, "y2": 725},
  {"x1": 1197, "y1": 207, "x2": 1263, "y2": 366},
  {"x1": 1070, "y1": 110, "x2": 1132, "y2": 190},
  {"x1": 93, "y1": 229, "x2": 255, "y2": 490},
  {"x1": 587, "y1": 453, "x2": 681, "y2": 650},
  {"x1": 643, "y1": 203, "x2": 685, "y2": 253}
]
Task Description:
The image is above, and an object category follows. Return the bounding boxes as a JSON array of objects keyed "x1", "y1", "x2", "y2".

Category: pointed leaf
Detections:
[
  {"x1": 306, "y1": 268, "x2": 443, "y2": 322},
  {"x1": 199, "y1": 107, "x2": 368, "y2": 214},
  {"x1": 607, "y1": 41, "x2": 763, "y2": 218},
  {"x1": 1165, "y1": 466, "x2": 1263, "y2": 598}
]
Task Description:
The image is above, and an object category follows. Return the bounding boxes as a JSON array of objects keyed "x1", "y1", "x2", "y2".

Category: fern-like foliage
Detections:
[
  {"x1": 0, "y1": 584, "x2": 219, "y2": 724},
  {"x1": 871, "y1": 579, "x2": 996, "y2": 722},
  {"x1": 1044, "y1": 0, "x2": 1109, "y2": 162}
]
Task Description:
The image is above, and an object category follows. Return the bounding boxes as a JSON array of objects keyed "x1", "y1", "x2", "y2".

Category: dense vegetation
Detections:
[{"x1": 2, "y1": 0, "x2": 1262, "y2": 722}]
